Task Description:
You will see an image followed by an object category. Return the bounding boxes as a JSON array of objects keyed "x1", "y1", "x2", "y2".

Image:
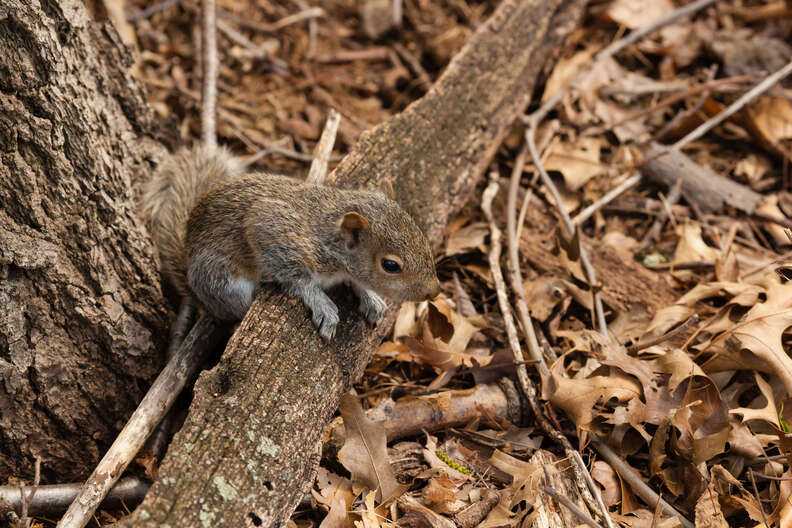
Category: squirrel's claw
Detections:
[
  {"x1": 313, "y1": 303, "x2": 339, "y2": 341},
  {"x1": 358, "y1": 289, "x2": 387, "y2": 325}
]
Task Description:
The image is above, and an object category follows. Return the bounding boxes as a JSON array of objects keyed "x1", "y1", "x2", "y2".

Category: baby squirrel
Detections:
[{"x1": 142, "y1": 145, "x2": 441, "y2": 339}]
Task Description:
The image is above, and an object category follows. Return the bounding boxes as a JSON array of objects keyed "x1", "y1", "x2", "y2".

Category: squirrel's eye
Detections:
[{"x1": 381, "y1": 258, "x2": 402, "y2": 274}]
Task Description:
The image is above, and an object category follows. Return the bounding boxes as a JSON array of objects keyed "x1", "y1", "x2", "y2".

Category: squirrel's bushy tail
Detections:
[{"x1": 141, "y1": 145, "x2": 245, "y2": 296}]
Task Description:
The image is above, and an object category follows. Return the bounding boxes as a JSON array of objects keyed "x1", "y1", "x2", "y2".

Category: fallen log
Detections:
[{"x1": 121, "y1": 0, "x2": 587, "y2": 526}]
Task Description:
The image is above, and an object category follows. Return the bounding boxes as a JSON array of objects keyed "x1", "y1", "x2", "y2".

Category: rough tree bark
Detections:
[
  {"x1": 123, "y1": 0, "x2": 587, "y2": 526},
  {"x1": 0, "y1": 1, "x2": 169, "y2": 482}
]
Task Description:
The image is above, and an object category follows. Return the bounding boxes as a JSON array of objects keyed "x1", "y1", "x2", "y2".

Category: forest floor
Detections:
[{"x1": 68, "y1": 0, "x2": 792, "y2": 526}]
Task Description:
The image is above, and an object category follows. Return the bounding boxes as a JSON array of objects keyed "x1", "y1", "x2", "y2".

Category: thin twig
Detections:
[
  {"x1": 639, "y1": 180, "x2": 682, "y2": 250},
  {"x1": 56, "y1": 316, "x2": 225, "y2": 528},
  {"x1": 599, "y1": 0, "x2": 719, "y2": 62},
  {"x1": 672, "y1": 58, "x2": 792, "y2": 150},
  {"x1": 482, "y1": 174, "x2": 535, "y2": 419},
  {"x1": 572, "y1": 173, "x2": 642, "y2": 227},
  {"x1": 127, "y1": 0, "x2": 181, "y2": 22},
  {"x1": 644, "y1": 261, "x2": 715, "y2": 271},
  {"x1": 505, "y1": 144, "x2": 549, "y2": 378},
  {"x1": 483, "y1": 174, "x2": 611, "y2": 528},
  {"x1": 752, "y1": 211, "x2": 792, "y2": 231},
  {"x1": 270, "y1": 7, "x2": 324, "y2": 31},
  {"x1": 147, "y1": 299, "x2": 197, "y2": 459},
  {"x1": 1, "y1": 478, "x2": 149, "y2": 517},
  {"x1": 201, "y1": 0, "x2": 218, "y2": 150},
  {"x1": 216, "y1": 19, "x2": 277, "y2": 59},
  {"x1": 748, "y1": 469, "x2": 771, "y2": 528},
  {"x1": 626, "y1": 314, "x2": 699, "y2": 353},
  {"x1": 18, "y1": 457, "x2": 40, "y2": 528},
  {"x1": 751, "y1": 471, "x2": 792, "y2": 482},
  {"x1": 392, "y1": 0, "x2": 403, "y2": 27},
  {"x1": 524, "y1": 127, "x2": 608, "y2": 335},
  {"x1": 216, "y1": 7, "x2": 323, "y2": 34},
  {"x1": 593, "y1": 440, "x2": 694, "y2": 528},
  {"x1": 306, "y1": 109, "x2": 341, "y2": 186},
  {"x1": 572, "y1": 449, "x2": 614, "y2": 528},
  {"x1": 542, "y1": 485, "x2": 605, "y2": 528}
]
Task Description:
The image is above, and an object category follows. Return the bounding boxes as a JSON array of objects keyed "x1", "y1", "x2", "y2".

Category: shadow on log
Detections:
[{"x1": 122, "y1": 0, "x2": 587, "y2": 525}]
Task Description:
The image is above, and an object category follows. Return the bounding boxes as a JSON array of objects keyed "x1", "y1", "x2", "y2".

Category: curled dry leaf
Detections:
[
  {"x1": 542, "y1": 47, "x2": 595, "y2": 102},
  {"x1": 735, "y1": 154, "x2": 771, "y2": 188},
  {"x1": 773, "y1": 469, "x2": 792, "y2": 528},
  {"x1": 671, "y1": 221, "x2": 719, "y2": 279},
  {"x1": 422, "y1": 434, "x2": 471, "y2": 482},
  {"x1": 397, "y1": 494, "x2": 456, "y2": 528},
  {"x1": 757, "y1": 195, "x2": 791, "y2": 246},
  {"x1": 338, "y1": 394, "x2": 403, "y2": 503},
  {"x1": 730, "y1": 372, "x2": 781, "y2": 428},
  {"x1": 377, "y1": 298, "x2": 490, "y2": 373},
  {"x1": 421, "y1": 476, "x2": 467, "y2": 515},
  {"x1": 476, "y1": 489, "x2": 518, "y2": 528},
  {"x1": 523, "y1": 276, "x2": 574, "y2": 321},
  {"x1": 355, "y1": 490, "x2": 395, "y2": 528},
  {"x1": 548, "y1": 355, "x2": 642, "y2": 429}
]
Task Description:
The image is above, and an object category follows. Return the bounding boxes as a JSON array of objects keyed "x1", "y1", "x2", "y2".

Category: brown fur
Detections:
[
  {"x1": 140, "y1": 146, "x2": 245, "y2": 296},
  {"x1": 141, "y1": 146, "x2": 439, "y2": 333}
]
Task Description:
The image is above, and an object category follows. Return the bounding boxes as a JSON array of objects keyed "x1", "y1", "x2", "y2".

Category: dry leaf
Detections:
[
  {"x1": 523, "y1": 276, "x2": 573, "y2": 321},
  {"x1": 445, "y1": 222, "x2": 489, "y2": 256},
  {"x1": 355, "y1": 491, "x2": 394, "y2": 528},
  {"x1": 542, "y1": 48, "x2": 595, "y2": 102},
  {"x1": 757, "y1": 195, "x2": 791, "y2": 246},
  {"x1": 548, "y1": 357, "x2": 642, "y2": 428},
  {"x1": 672, "y1": 221, "x2": 719, "y2": 275},
  {"x1": 704, "y1": 279, "x2": 792, "y2": 395},
  {"x1": 544, "y1": 136, "x2": 605, "y2": 191},
  {"x1": 314, "y1": 468, "x2": 356, "y2": 528},
  {"x1": 730, "y1": 372, "x2": 781, "y2": 428},
  {"x1": 477, "y1": 489, "x2": 518, "y2": 528},
  {"x1": 694, "y1": 479, "x2": 728, "y2": 528},
  {"x1": 338, "y1": 394, "x2": 402, "y2": 503},
  {"x1": 396, "y1": 494, "x2": 455, "y2": 528},
  {"x1": 605, "y1": 0, "x2": 674, "y2": 29},
  {"x1": 670, "y1": 378, "x2": 730, "y2": 464},
  {"x1": 591, "y1": 460, "x2": 621, "y2": 507},
  {"x1": 744, "y1": 95, "x2": 792, "y2": 157},
  {"x1": 735, "y1": 154, "x2": 771, "y2": 187}
]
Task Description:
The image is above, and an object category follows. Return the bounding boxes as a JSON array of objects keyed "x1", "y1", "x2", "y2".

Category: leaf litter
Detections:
[{"x1": 114, "y1": 0, "x2": 792, "y2": 527}]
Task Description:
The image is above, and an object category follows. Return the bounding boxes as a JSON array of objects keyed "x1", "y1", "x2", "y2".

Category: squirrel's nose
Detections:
[{"x1": 425, "y1": 278, "x2": 441, "y2": 300}]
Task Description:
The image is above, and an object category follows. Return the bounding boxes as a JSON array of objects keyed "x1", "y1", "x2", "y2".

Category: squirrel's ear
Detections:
[{"x1": 339, "y1": 212, "x2": 369, "y2": 248}]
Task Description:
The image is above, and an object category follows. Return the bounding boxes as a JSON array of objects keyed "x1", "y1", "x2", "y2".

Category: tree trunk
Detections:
[
  {"x1": 123, "y1": 0, "x2": 586, "y2": 526},
  {"x1": 0, "y1": 0, "x2": 169, "y2": 482}
]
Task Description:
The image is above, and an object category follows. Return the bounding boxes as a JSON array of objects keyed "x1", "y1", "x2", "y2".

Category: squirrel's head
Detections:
[{"x1": 338, "y1": 202, "x2": 440, "y2": 303}]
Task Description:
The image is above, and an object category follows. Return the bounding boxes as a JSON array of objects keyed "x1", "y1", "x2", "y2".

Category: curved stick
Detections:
[{"x1": 56, "y1": 316, "x2": 224, "y2": 528}]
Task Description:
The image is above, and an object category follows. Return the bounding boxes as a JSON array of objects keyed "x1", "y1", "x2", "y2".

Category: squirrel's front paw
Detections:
[
  {"x1": 359, "y1": 290, "x2": 387, "y2": 325},
  {"x1": 312, "y1": 302, "x2": 339, "y2": 341}
]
